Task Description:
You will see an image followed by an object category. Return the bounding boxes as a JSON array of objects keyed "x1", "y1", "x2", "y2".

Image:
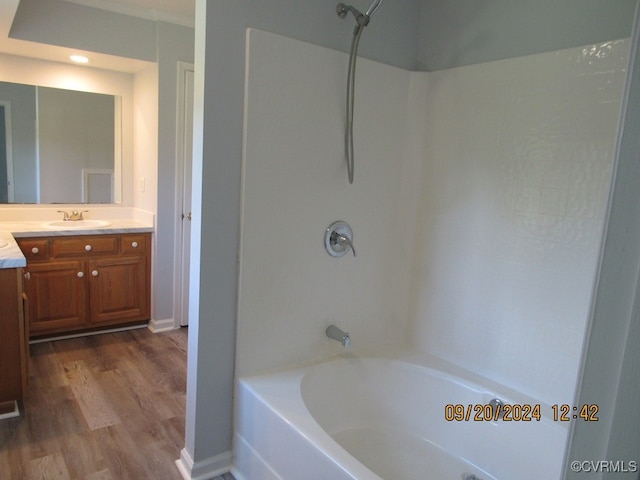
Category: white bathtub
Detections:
[{"x1": 233, "y1": 352, "x2": 567, "y2": 480}]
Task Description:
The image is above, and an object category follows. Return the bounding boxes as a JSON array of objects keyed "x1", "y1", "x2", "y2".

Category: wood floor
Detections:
[{"x1": 0, "y1": 327, "x2": 234, "y2": 480}]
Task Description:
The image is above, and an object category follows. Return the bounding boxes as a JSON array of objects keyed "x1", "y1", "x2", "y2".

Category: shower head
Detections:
[{"x1": 337, "y1": 0, "x2": 383, "y2": 25}]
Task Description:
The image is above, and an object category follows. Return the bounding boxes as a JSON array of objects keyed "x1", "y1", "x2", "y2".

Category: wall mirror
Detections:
[{"x1": 0, "y1": 81, "x2": 121, "y2": 204}]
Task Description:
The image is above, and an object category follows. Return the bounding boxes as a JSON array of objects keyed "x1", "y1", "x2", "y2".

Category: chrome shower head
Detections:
[{"x1": 337, "y1": 0, "x2": 383, "y2": 25}]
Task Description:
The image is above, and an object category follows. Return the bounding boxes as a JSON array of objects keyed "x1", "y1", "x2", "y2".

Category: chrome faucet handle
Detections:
[
  {"x1": 325, "y1": 221, "x2": 357, "y2": 257},
  {"x1": 57, "y1": 210, "x2": 70, "y2": 221},
  {"x1": 333, "y1": 232, "x2": 357, "y2": 257}
]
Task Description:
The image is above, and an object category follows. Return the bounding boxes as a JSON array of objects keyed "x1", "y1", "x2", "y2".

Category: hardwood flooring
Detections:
[{"x1": 0, "y1": 327, "x2": 234, "y2": 480}]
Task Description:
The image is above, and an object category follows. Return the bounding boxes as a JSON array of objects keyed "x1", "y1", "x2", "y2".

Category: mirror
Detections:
[{"x1": 0, "y1": 81, "x2": 121, "y2": 204}]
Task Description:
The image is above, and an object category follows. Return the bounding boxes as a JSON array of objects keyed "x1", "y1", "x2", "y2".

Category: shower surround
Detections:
[
  {"x1": 237, "y1": 29, "x2": 417, "y2": 378},
  {"x1": 236, "y1": 27, "x2": 628, "y2": 466},
  {"x1": 408, "y1": 38, "x2": 629, "y2": 404}
]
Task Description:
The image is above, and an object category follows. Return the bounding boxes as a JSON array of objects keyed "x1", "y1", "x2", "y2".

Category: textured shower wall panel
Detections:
[
  {"x1": 409, "y1": 40, "x2": 630, "y2": 404},
  {"x1": 237, "y1": 29, "x2": 415, "y2": 376}
]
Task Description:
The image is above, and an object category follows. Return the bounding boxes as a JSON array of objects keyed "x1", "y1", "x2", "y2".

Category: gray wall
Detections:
[
  {"x1": 155, "y1": 21, "x2": 195, "y2": 326},
  {"x1": 188, "y1": 0, "x2": 640, "y2": 473},
  {"x1": 0, "y1": 105, "x2": 5, "y2": 202},
  {"x1": 10, "y1": 0, "x2": 639, "y2": 472},
  {"x1": 14, "y1": 0, "x2": 635, "y2": 72},
  {"x1": 0, "y1": 82, "x2": 37, "y2": 203},
  {"x1": 184, "y1": 1, "x2": 422, "y2": 470},
  {"x1": 8, "y1": 0, "x2": 194, "y2": 328},
  {"x1": 418, "y1": 0, "x2": 637, "y2": 71},
  {"x1": 244, "y1": 0, "x2": 422, "y2": 70}
]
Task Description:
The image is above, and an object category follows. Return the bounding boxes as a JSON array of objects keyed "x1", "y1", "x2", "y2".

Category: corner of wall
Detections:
[
  {"x1": 132, "y1": 64, "x2": 159, "y2": 214},
  {"x1": 175, "y1": 448, "x2": 232, "y2": 480}
]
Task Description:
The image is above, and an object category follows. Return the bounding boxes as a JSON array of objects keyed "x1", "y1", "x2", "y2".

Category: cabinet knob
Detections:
[
  {"x1": 31, "y1": 247, "x2": 39, "y2": 254},
  {"x1": 85, "y1": 245, "x2": 92, "y2": 252},
  {"x1": 92, "y1": 270, "x2": 99, "y2": 277},
  {"x1": 77, "y1": 272, "x2": 84, "y2": 278},
  {"x1": 24, "y1": 272, "x2": 31, "y2": 280},
  {"x1": 131, "y1": 241, "x2": 138, "y2": 248}
]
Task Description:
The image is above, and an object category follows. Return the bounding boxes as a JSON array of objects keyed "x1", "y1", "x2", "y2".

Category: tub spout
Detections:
[{"x1": 326, "y1": 324, "x2": 351, "y2": 347}]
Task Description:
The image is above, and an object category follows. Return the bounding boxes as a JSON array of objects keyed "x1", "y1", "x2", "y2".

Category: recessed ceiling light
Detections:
[{"x1": 70, "y1": 55, "x2": 89, "y2": 64}]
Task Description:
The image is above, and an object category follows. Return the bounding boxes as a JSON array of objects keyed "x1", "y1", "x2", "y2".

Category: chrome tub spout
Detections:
[{"x1": 326, "y1": 325, "x2": 351, "y2": 347}]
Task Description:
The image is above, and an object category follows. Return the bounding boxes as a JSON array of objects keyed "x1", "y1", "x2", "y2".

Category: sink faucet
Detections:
[
  {"x1": 326, "y1": 324, "x2": 351, "y2": 347},
  {"x1": 58, "y1": 210, "x2": 89, "y2": 221}
]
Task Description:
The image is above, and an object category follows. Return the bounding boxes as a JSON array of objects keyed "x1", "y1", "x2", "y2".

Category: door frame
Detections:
[{"x1": 174, "y1": 61, "x2": 195, "y2": 327}]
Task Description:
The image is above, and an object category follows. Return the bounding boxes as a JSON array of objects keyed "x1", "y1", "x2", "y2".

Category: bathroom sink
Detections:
[
  {"x1": 44, "y1": 220, "x2": 112, "y2": 229},
  {"x1": 0, "y1": 240, "x2": 9, "y2": 249}
]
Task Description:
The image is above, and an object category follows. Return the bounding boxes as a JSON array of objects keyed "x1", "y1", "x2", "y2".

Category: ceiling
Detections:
[
  {"x1": 0, "y1": 0, "x2": 194, "y2": 73},
  {"x1": 64, "y1": 0, "x2": 195, "y2": 27}
]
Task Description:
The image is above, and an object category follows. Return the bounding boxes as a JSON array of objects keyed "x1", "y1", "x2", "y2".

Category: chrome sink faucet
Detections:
[
  {"x1": 58, "y1": 210, "x2": 89, "y2": 221},
  {"x1": 326, "y1": 324, "x2": 351, "y2": 347}
]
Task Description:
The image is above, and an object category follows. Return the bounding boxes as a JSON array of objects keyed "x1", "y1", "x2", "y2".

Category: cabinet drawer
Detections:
[
  {"x1": 18, "y1": 239, "x2": 50, "y2": 260},
  {"x1": 120, "y1": 234, "x2": 147, "y2": 255},
  {"x1": 52, "y1": 236, "x2": 118, "y2": 257}
]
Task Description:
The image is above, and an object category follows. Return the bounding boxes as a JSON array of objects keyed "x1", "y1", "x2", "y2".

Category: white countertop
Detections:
[{"x1": 0, "y1": 219, "x2": 154, "y2": 269}]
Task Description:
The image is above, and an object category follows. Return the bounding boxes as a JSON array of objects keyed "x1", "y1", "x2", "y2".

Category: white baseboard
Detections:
[
  {"x1": 147, "y1": 317, "x2": 178, "y2": 333},
  {"x1": 29, "y1": 323, "x2": 148, "y2": 344},
  {"x1": 229, "y1": 467, "x2": 247, "y2": 480},
  {"x1": 0, "y1": 401, "x2": 20, "y2": 420},
  {"x1": 175, "y1": 448, "x2": 232, "y2": 480}
]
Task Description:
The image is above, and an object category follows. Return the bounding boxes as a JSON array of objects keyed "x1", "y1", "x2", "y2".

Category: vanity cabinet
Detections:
[
  {"x1": 0, "y1": 268, "x2": 28, "y2": 413},
  {"x1": 18, "y1": 233, "x2": 150, "y2": 338}
]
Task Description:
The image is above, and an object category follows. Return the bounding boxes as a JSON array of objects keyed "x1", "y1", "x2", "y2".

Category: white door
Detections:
[{"x1": 176, "y1": 63, "x2": 195, "y2": 326}]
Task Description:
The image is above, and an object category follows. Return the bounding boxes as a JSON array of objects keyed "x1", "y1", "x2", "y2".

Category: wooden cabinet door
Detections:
[
  {"x1": 24, "y1": 261, "x2": 87, "y2": 335},
  {"x1": 0, "y1": 269, "x2": 24, "y2": 410},
  {"x1": 88, "y1": 256, "x2": 149, "y2": 326}
]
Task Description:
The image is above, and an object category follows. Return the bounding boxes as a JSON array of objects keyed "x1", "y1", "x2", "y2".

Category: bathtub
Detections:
[{"x1": 233, "y1": 352, "x2": 567, "y2": 480}]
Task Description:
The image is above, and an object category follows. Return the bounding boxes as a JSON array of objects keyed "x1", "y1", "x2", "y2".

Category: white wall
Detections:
[
  {"x1": 237, "y1": 29, "x2": 417, "y2": 376},
  {"x1": 408, "y1": 39, "x2": 630, "y2": 404}
]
